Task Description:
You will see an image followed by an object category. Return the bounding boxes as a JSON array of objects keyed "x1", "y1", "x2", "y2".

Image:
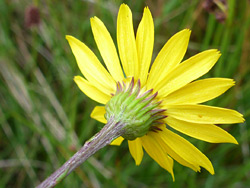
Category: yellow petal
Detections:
[
  {"x1": 136, "y1": 7, "x2": 154, "y2": 86},
  {"x1": 163, "y1": 78, "x2": 235, "y2": 105},
  {"x1": 147, "y1": 29, "x2": 191, "y2": 89},
  {"x1": 150, "y1": 129, "x2": 201, "y2": 172},
  {"x1": 165, "y1": 104, "x2": 244, "y2": 124},
  {"x1": 90, "y1": 17, "x2": 124, "y2": 82},
  {"x1": 141, "y1": 134, "x2": 175, "y2": 180},
  {"x1": 165, "y1": 117, "x2": 238, "y2": 144},
  {"x1": 117, "y1": 4, "x2": 139, "y2": 79},
  {"x1": 157, "y1": 50, "x2": 221, "y2": 98},
  {"x1": 66, "y1": 35, "x2": 116, "y2": 95},
  {"x1": 128, "y1": 138, "x2": 144, "y2": 165},
  {"x1": 90, "y1": 106, "x2": 107, "y2": 123},
  {"x1": 161, "y1": 127, "x2": 214, "y2": 174},
  {"x1": 74, "y1": 76, "x2": 111, "y2": 104},
  {"x1": 110, "y1": 136, "x2": 124, "y2": 146}
]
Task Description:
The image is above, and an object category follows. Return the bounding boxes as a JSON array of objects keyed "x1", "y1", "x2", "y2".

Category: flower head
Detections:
[{"x1": 66, "y1": 4, "x2": 244, "y2": 180}]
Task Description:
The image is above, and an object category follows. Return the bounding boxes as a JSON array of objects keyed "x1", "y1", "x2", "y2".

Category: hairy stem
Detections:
[{"x1": 36, "y1": 118, "x2": 126, "y2": 188}]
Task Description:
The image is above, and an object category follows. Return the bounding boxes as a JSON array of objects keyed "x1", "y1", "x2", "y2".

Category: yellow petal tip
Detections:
[
  {"x1": 235, "y1": 114, "x2": 245, "y2": 123},
  {"x1": 233, "y1": 139, "x2": 239, "y2": 145},
  {"x1": 171, "y1": 173, "x2": 175, "y2": 182},
  {"x1": 110, "y1": 136, "x2": 124, "y2": 146},
  {"x1": 181, "y1": 28, "x2": 192, "y2": 35},
  {"x1": 216, "y1": 49, "x2": 222, "y2": 55},
  {"x1": 144, "y1": 6, "x2": 150, "y2": 12},
  {"x1": 120, "y1": 3, "x2": 128, "y2": 10},
  {"x1": 226, "y1": 133, "x2": 239, "y2": 144},
  {"x1": 135, "y1": 162, "x2": 141, "y2": 166},
  {"x1": 197, "y1": 167, "x2": 201, "y2": 172},
  {"x1": 208, "y1": 165, "x2": 215, "y2": 175},
  {"x1": 73, "y1": 75, "x2": 81, "y2": 82},
  {"x1": 90, "y1": 16, "x2": 98, "y2": 23},
  {"x1": 65, "y1": 35, "x2": 73, "y2": 41},
  {"x1": 241, "y1": 116, "x2": 245, "y2": 122},
  {"x1": 230, "y1": 79, "x2": 236, "y2": 86}
]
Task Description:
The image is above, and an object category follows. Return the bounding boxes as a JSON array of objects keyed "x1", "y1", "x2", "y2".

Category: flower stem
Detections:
[{"x1": 36, "y1": 118, "x2": 126, "y2": 188}]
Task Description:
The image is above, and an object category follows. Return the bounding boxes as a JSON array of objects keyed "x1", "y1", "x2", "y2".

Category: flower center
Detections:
[{"x1": 105, "y1": 78, "x2": 166, "y2": 140}]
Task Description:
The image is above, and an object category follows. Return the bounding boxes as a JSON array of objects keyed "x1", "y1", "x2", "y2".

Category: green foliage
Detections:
[{"x1": 0, "y1": 0, "x2": 250, "y2": 187}]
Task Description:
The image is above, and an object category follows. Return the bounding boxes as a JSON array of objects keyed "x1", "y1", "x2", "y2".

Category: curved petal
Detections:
[
  {"x1": 117, "y1": 4, "x2": 139, "y2": 79},
  {"x1": 163, "y1": 78, "x2": 235, "y2": 105},
  {"x1": 150, "y1": 130, "x2": 201, "y2": 172},
  {"x1": 128, "y1": 138, "x2": 144, "y2": 165},
  {"x1": 165, "y1": 104, "x2": 244, "y2": 124},
  {"x1": 74, "y1": 76, "x2": 111, "y2": 104},
  {"x1": 90, "y1": 106, "x2": 107, "y2": 123},
  {"x1": 136, "y1": 7, "x2": 154, "y2": 86},
  {"x1": 141, "y1": 134, "x2": 175, "y2": 180},
  {"x1": 90, "y1": 16, "x2": 124, "y2": 82},
  {"x1": 147, "y1": 29, "x2": 191, "y2": 89},
  {"x1": 160, "y1": 127, "x2": 214, "y2": 174},
  {"x1": 66, "y1": 35, "x2": 116, "y2": 95},
  {"x1": 110, "y1": 136, "x2": 124, "y2": 146},
  {"x1": 165, "y1": 117, "x2": 238, "y2": 144},
  {"x1": 157, "y1": 50, "x2": 221, "y2": 98}
]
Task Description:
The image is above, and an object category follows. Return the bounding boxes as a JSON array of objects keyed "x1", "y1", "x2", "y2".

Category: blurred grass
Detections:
[{"x1": 0, "y1": 0, "x2": 250, "y2": 187}]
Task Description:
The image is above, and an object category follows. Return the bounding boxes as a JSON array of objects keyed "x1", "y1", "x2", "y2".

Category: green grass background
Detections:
[{"x1": 1, "y1": 0, "x2": 250, "y2": 187}]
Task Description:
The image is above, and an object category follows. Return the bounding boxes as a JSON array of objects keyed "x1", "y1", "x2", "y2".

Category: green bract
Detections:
[{"x1": 105, "y1": 78, "x2": 165, "y2": 140}]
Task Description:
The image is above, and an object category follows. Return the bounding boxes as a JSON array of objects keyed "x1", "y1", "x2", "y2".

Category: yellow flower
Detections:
[{"x1": 66, "y1": 4, "x2": 244, "y2": 180}]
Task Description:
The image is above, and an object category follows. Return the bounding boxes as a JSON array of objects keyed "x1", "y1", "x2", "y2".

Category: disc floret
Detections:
[{"x1": 105, "y1": 78, "x2": 165, "y2": 140}]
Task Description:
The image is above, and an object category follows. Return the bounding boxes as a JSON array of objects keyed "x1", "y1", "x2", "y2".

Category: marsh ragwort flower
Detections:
[{"x1": 66, "y1": 4, "x2": 244, "y2": 180}]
